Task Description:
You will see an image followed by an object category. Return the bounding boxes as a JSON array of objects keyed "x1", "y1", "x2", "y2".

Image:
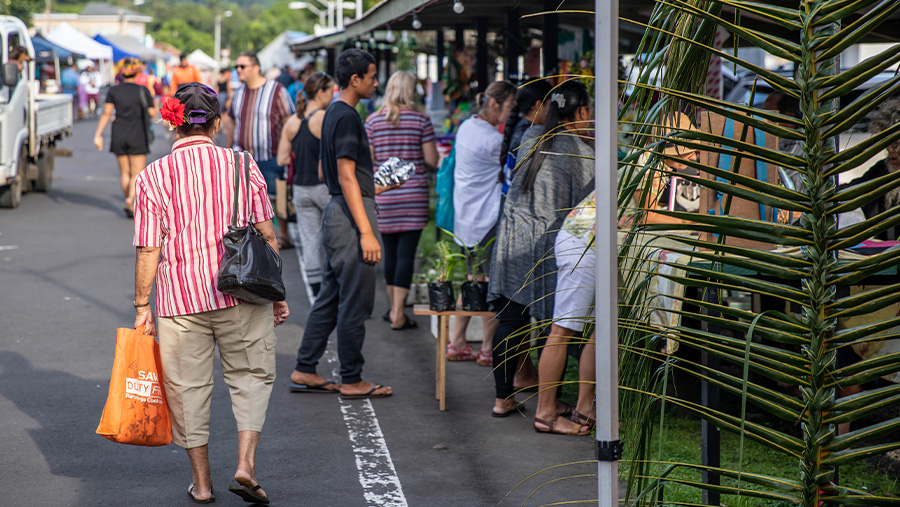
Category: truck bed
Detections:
[{"x1": 35, "y1": 93, "x2": 73, "y2": 139}]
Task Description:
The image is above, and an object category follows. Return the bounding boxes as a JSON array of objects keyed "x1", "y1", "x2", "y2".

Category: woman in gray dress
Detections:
[{"x1": 487, "y1": 80, "x2": 595, "y2": 434}]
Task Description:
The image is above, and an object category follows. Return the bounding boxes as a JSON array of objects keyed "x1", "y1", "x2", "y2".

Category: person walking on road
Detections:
[
  {"x1": 168, "y1": 53, "x2": 202, "y2": 96},
  {"x1": 132, "y1": 82, "x2": 290, "y2": 505},
  {"x1": 224, "y1": 51, "x2": 296, "y2": 249},
  {"x1": 276, "y1": 72, "x2": 335, "y2": 297},
  {"x1": 80, "y1": 64, "x2": 102, "y2": 117},
  {"x1": 93, "y1": 58, "x2": 156, "y2": 218},
  {"x1": 289, "y1": 49, "x2": 394, "y2": 399}
]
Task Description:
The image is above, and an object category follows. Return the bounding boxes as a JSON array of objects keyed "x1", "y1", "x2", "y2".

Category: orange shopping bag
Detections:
[{"x1": 96, "y1": 325, "x2": 172, "y2": 446}]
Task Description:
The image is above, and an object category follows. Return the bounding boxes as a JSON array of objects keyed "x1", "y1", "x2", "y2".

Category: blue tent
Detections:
[
  {"x1": 32, "y1": 33, "x2": 83, "y2": 62},
  {"x1": 93, "y1": 34, "x2": 138, "y2": 62}
]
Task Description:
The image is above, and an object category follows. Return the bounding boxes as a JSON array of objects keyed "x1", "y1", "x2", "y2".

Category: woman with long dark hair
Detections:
[
  {"x1": 93, "y1": 58, "x2": 156, "y2": 217},
  {"x1": 498, "y1": 79, "x2": 553, "y2": 193},
  {"x1": 487, "y1": 79, "x2": 595, "y2": 431},
  {"x1": 276, "y1": 72, "x2": 335, "y2": 297}
]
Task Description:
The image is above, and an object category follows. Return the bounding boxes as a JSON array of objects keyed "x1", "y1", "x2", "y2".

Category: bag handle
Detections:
[
  {"x1": 242, "y1": 151, "x2": 254, "y2": 224},
  {"x1": 231, "y1": 149, "x2": 241, "y2": 227},
  {"x1": 229, "y1": 150, "x2": 255, "y2": 226}
]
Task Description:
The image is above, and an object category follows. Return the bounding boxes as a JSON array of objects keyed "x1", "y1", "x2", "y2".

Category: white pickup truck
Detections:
[{"x1": 0, "y1": 16, "x2": 73, "y2": 208}]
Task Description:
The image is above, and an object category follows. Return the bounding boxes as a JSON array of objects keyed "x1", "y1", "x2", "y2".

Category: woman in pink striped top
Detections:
[
  {"x1": 365, "y1": 71, "x2": 439, "y2": 329},
  {"x1": 132, "y1": 83, "x2": 289, "y2": 505}
]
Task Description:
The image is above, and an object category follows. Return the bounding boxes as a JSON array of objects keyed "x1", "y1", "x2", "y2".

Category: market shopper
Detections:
[
  {"x1": 365, "y1": 71, "x2": 439, "y2": 330},
  {"x1": 132, "y1": 82, "x2": 289, "y2": 505},
  {"x1": 225, "y1": 51, "x2": 296, "y2": 248},
  {"x1": 169, "y1": 53, "x2": 202, "y2": 96},
  {"x1": 446, "y1": 80, "x2": 516, "y2": 365},
  {"x1": 276, "y1": 72, "x2": 336, "y2": 297},
  {"x1": 289, "y1": 49, "x2": 394, "y2": 399},
  {"x1": 93, "y1": 58, "x2": 156, "y2": 218},
  {"x1": 533, "y1": 190, "x2": 598, "y2": 436},
  {"x1": 488, "y1": 79, "x2": 595, "y2": 423},
  {"x1": 80, "y1": 64, "x2": 102, "y2": 117},
  {"x1": 498, "y1": 79, "x2": 553, "y2": 193}
]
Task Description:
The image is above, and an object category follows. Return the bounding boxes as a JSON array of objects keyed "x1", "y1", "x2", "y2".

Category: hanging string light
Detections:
[
  {"x1": 453, "y1": 0, "x2": 464, "y2": 14},
  {"x1": 385, "y1": 24, "x2": 396, "y2": 43},
  {"x1": 412, "y1": 11, "x2": 422, "y2": 30}
]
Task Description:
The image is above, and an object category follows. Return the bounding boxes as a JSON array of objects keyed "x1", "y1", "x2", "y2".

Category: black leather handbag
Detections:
[{"x1": 216, "y1": 150, "x2": 286, "y2": 304}]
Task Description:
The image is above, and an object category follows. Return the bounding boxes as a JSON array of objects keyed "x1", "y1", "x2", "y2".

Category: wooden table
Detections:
[{"x1": 413, "y1": 304, "x2": 495, "y2": 411}]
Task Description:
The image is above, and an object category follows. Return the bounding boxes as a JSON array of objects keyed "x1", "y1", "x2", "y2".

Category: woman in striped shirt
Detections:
[
  {"x1": 365, "y1": 71, "x2": 438, "y2": 330},
  {"x1": 133, "y1": 83, "x2": 289, "y2": 504}
]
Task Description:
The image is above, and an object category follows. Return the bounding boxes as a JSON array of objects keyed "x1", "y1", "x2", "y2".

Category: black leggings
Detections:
[
  {"x1": 382, "y1": 229, "x2": 422, "y2": 289},
  {"x1": 492, "y1": 296, "x2": 534, "y2": 399}
]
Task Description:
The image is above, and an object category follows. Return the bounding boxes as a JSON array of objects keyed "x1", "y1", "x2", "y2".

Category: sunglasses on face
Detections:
[{"x1": 235, "y1": 64, "x2": 255, "y2": 70}]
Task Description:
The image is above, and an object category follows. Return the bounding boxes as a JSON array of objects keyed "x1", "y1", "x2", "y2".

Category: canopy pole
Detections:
[{"x1": 595, "y1": 1, "x2": 620, "y2": 507}]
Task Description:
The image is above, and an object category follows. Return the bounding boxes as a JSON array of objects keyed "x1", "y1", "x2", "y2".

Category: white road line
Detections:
[
  {"x1": 329, "y1": 356, "x2": 407, "y2": 506},
  {"x1": 0, "y1": 245, "x2": 19, "y2": 251},
  {"x1": 288, "y1": 222, "x2": 315, "y2": 305}
]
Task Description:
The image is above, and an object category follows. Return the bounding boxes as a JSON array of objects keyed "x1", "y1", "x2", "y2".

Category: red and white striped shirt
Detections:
[{"x1": 134, "y1": 136, "x2": 274, "y2": 317}]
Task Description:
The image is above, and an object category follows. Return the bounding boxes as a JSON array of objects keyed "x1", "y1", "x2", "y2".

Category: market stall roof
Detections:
[
  {"x1": 258, "y1": 30, "x2": 309, "y2": 71},
  {"x1": 290, "y1": 0, "x2": 900, "y2": 52},
  {"x1": 100, "y1": 34, "x2": 164, "y2": 62},
  {"x1": 93, "y1": 34, "x2": 139, "y2": 62},
  {"x1": 32, "y1": 33, "x2": 84, "y2": 62},
  {"x1": 186, "y1": 49, "x2": 219, "y2": 70},
  {"x1": 45, "y1": 22, "x2": 114, "y2": 61}
]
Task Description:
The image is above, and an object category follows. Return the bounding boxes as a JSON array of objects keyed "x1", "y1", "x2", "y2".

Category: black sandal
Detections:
[{"x1": 391, "y1": 315, "x2": 418, "y2": 330}]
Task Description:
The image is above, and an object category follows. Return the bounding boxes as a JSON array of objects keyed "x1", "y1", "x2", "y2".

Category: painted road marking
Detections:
[
  {"x1": 0, "y1": 245, "x2": 19, "y2": 251},
  {"x1": 329, "y1": 356, "x2": 407, "y2": 506}
]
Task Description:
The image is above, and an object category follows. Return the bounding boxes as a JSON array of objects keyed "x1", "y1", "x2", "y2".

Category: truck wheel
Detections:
[
  {"x1": 35, "y1": 146, "x2": 54, "y2": 192},
  {"x1": 0, "y1": 169, "x2": 22, "y2": 208},
  {"x1": 18, "y1": 149, "x2": 32, "y2": 194}
]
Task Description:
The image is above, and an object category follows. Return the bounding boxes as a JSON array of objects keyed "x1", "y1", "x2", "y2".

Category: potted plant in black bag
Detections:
[
  {"x1": 428, "y1": 240, "x2": 463, "y2": 312},
  {"x1": 459, "y1": 236, "x2": 495, "y2": 311}
]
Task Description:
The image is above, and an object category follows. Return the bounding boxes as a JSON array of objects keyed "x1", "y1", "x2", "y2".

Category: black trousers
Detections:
[
  {"x1": 295, "y1": 196, "x2": 380, "y2": 384},
  {"x1": 491, "y1": 296, "x2": 533, "y2": 399},
  {"x1": 382, "y1": 229, "x2": 422, "y2": 289}
]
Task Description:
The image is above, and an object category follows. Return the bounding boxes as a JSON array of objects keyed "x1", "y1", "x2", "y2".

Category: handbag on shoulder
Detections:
[{"x1": 216, "y1": 150, "x2": 286, "y2": 304}]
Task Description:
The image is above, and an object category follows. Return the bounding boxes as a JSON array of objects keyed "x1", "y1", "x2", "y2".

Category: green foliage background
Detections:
[{"x1": 43, "y1": 0, "x2": 381, "y2": 55}]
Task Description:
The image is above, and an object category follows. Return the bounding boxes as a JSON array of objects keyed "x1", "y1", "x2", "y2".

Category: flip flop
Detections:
[
  {"x1": 288, "y1": 380, "x2": 339, "y2": 393},
  {"x1": 340, "y1": 384, "x2": 392, "y2": 399},
  {"x1": 492, "y1": 402, "x2": 526, "y2": 418},
  {"x1": 228, "y1": 483, "x2": 269, "y2": 504},
  {"x1": 188, "y1": 483, "x2": 215, "y2": 504},
  {"x1": 381, "y1": 308, "x2": 391, "y2": 322},
  {"x1": 391, "y1": 316, "x2": 418, "y2": 330},
  {"x1": 533, "y1": 414, "x2": 591, "y2": 436}
]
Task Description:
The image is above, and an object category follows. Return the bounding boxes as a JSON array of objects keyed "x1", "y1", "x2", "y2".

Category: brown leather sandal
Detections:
[
  {"x1": 533, "y1": 414, "x2": 590, "y2": 436},
  {"x1": 569, "y1": 410, "x2": 596, "y2": 428}
]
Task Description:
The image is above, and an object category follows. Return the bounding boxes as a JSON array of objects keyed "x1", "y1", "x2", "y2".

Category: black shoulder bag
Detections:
[
  {"x1": 216, "y1": 150, "x2": 286, "y2": 304},
  {"x1": 138, "y1": 87, "x2": 155, "y2": 148}
]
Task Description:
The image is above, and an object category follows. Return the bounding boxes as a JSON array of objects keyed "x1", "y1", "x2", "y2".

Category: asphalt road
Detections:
[{"x1": 0, "y1": 118, "x2": 600, "y2": 507}]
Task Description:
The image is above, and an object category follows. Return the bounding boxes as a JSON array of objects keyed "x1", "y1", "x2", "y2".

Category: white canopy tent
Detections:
[
  {"x1": 103, "y1": 34, "x2": 164, "y2": 63},
  {"x1": 257, "y1": 30, "x2": 309, "y2": 72},
  {"x1": 186, "y1": 49, "x2": 219, "y2": 70},
  {"x1": 45, "y1": 22, "x2": 113, "y2": 61}
]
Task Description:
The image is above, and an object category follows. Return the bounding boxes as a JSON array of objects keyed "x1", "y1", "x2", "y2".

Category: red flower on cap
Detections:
[{"x1": 160, "y1": 98, "x2": 185, "y2": 128}]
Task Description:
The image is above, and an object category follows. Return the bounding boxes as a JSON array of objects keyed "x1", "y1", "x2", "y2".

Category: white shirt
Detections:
[
  {"x1": 80, "y1": 71, "x2": 101, "y2": 95},
  {"x1": 453, "y1": 117, "x2": 502, "y2": 247}
]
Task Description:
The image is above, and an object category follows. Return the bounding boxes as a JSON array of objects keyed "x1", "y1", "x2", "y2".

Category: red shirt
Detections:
[{"x1": 134, "y1": 136, "x2": 274, "y2": 317}]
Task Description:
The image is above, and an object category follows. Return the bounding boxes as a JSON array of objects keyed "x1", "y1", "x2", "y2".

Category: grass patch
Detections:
[{"x1": 618, "y1": 415, "x2": 899, "y2": 505}]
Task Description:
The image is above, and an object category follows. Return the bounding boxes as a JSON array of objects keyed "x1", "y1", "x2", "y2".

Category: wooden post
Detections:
[{"x1": 542, "y1": 0, "x2": 559, "y2": 76}]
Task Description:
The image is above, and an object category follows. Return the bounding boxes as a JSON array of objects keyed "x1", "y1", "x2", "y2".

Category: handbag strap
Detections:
[{"x1": 230, "y1": 149, "x2": 255, "y2": 227}]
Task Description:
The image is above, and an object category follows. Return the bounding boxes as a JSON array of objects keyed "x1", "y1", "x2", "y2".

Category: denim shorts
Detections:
[{"x1": 256, "y1": 157, "x2": 284, "y2": 198}]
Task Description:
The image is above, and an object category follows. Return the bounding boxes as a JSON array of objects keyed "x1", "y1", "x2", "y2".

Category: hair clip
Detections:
[{"x1": 551, "y1": 92, "x2": 566, "y2": 109}]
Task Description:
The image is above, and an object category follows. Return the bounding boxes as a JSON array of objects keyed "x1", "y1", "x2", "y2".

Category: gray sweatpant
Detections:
[
  {"x1": 292, "y1": 183, "x2": 331, "y2": 285},
  {"x1": 294, "y1": 196, "x2": 380, "y2": 384}
]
